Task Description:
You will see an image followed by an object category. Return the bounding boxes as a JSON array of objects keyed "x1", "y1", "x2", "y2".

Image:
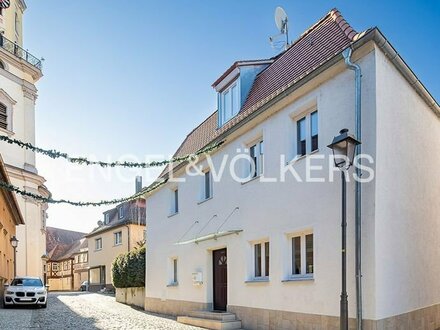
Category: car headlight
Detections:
[
  {"x1": 6, "y1": 291, "x2": 14, "y2": 295},
  {"x1": 37, "y1": 291, "x2": 46, "y2": 295}
]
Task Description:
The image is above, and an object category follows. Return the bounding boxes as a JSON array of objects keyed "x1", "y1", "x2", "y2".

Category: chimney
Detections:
[{"x1": 135, "y1": 176, "x2": 142, "y2": 193}]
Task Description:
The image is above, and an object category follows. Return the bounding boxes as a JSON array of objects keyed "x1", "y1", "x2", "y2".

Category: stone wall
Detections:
[
  {"x1": 116, "y1": 287, "x2": 145, "y2": 309},
  {"x1": 144, "y1": 297, "x2": 211, "y2": 316}
]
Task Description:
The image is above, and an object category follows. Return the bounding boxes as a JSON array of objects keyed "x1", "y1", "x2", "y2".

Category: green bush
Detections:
[{"x1": 112, "y1": 245, "x2": 145, "y2": 288}]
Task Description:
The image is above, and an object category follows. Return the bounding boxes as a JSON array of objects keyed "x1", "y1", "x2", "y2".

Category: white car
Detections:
[{"x1": 3, "y1": 277, "x2": 47, "y2": 308}]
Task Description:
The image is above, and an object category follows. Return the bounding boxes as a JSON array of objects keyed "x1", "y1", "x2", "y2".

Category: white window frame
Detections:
[
  {"x1": 0, "y1": 89, "x2": 16, "y2": 134},
  {"x1": 288, "y1": 231, "x2": 314, "y2": 279},
  {"x1": 218, "y1": 79, "x2": 240, "y2": 127},
  {"x1": 168, "y1": 257, "x2": 178, "y2": 286},
  {"x1": 95, "y1": 238, "x2": 103, "y2": 251},
  {"x1": 251, "y1": 239, "x2": 270, "y2": 280},
  {"x1": 52, "y1": 263, "x2": 58, "y2": 271},
  {"x1": 114, "y1": 231, "x2": 122, "y2": 246},
  {"x1": 248, "y1": 139, "x2": 264, "y2": 179},
  {"x1": 118, "y1": 207, "x2": 124, "y2": 219},
  {"x1": 169, "y1": 187, "x2": 179, "y2": 215},
  {"x1": 201, "y1": 170, "x2": 212, "y2": 201},
  {"x1": 104, "y1": 213, "x2": 110, "y2": 224},
  {"x1": 294, "y1": 109, "x2": 318, "y2": 157}
]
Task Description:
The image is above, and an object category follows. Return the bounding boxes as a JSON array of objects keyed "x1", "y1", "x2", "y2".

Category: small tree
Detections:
[{"x1": 112, "y1": 245, "x2": 145, "y2": 288}]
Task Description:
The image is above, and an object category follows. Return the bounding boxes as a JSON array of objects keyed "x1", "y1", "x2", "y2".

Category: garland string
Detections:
[
  {"x1": 0, "y1": 179, "x2": 167, "y2": 207},
  {"x1": 0, "y1": 135, "x2": 224, "y2": 168}
]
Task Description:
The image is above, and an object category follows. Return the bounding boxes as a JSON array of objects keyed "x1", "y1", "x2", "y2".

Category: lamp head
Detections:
[{"x1": 327, "y1": 128, "x2": 361, "y2": 169}]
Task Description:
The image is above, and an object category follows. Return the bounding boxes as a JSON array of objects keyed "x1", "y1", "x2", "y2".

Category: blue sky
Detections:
[{"x1": 24, "y1": 0, "x2": 439, "y2": 232}]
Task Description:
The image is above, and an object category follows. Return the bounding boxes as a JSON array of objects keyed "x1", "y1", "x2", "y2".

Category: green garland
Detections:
[
  {"x1": 0, "y1": 135, "x2": 224, "y2": 168},
  {"x1": 0, "y1": 179, "x2": 167, "y2": 206}
]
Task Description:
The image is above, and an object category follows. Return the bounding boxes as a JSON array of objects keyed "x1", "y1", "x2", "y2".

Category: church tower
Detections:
[{"x1": 0, "y1": 0, "x2": 49, "y2": 280}]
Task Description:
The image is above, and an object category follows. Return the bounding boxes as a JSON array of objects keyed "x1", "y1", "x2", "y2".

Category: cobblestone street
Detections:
[{"x1": 0, "y1": 292, "x2": 202, "y2": 330}]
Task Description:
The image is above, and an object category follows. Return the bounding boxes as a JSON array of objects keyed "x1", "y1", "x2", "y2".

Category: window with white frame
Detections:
[
  {"x1": 118, "y1": 207, "x2": 124, "y2": 219},
  {"x1": 104, "y1": 213, "x2": 110, "y2": 224},
  {"x1": 114, "y1": 231, "x2": 122, "y2": 245},
  {"x1": 219, "y1": 80, "x2": 240, "y2": 127},
  {"x1": 249, "y1": 140, "x2": 264, "y2": 178},
  {"x1": 202, "y1": 170, "x2": 212, "y2": 200},
  {"x1": 253, "y1": 241, "x2": 270, "y2": 278},
  {"x1": 170, "y1": 188, "x2": 179, "y2": 214},
  {"x1": 291, "y1": 232, "x2": 314, "y2": 277},
  {"x1": 95, "y1": 238, "x2": 102, "y2": 250},
  {"x1": 296, "y1": 110, "x2": 318, "y2": 156},
  {"x1": 169, "y1": 258, "x2": 178, "y2": 284},
  {"x1": 52, "y1": 263, "x2": 58, "y2": 271}
]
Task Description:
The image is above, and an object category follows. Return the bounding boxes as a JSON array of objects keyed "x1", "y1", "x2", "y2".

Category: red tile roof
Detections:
[{"x1": 162, "y1": 8, "x2": 364, "y2": 176}]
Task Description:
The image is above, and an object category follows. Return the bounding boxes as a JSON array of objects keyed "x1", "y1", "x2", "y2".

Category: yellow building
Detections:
[
  {"x1": 0, "y1": 155, "x2": 24, "y2": 298},
  {"x1": 0, "y1": 0, "x2": 50, "y2": 279},
  {"x1": 86, "y1": 197, "x2": 146, "y2": 291}
]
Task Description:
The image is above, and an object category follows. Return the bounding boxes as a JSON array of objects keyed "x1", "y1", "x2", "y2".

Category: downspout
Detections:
[{"x1": 342, "y1": 47, "x2": 363, "y2": 330}]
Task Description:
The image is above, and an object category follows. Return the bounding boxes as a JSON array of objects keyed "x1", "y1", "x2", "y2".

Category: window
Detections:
[
  {"x1": 171, "y1": 188, "x2": 179, "y2": 214},
  {"x1": 290, "y1": 233, "x2": 314, "y2": 277},
  {"x1": 311, "y1": 111, "x2": 318, "y2": 152},
  {"x1": 74, "y1": 255, "x2": 79, "y2": 264},
  {"x1": 95, "y1": 238, "x2": 102, "y2": 250},
  {"x1": 114, "y1": 231, "x2": 122, "y2": 245},
  {"x1": 254, "y1": 241, "x2": 269, "y2": 278},
  {"x1": 118, "y1": 207, "x2": 124, "y2": 219},
  {"x1": 172, "y1": 258, "x2": 178, "y2": 284},
  {"x1": 297, "y1": 117, "x2": 306, "y2": 156},
  {"x1": 296, "y1": 110, "x2": 318, "y2": 156},
  {"x1": 219, "y1": 80, "x2": 240, "y2": 127},
  {"x1": 203, "y1": 171, "x2": 212, "y2": 200},
  {"x1": 104, "y1": 213, "x2": 110, "y2": 224},
  {"x1": 52, "y1": 263, "x2": 58, "y2": 271},
  {"x1": 15, "y1": 13, "x2": 19, "y2": 35},
  {"x1": 0, "y1": 60, "x2": 4, "y2": 70},
  {"x1": 249, "y1": 140, "x2": 264, "y2": 178},
  {"x1": 0, "y1": 103, "x2": 7, "y2": 130}
]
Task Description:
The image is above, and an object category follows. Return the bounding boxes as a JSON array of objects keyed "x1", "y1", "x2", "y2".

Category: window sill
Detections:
[
  {"x1": 167, "y1": 282, "x2": 178, "y2": 287},
  {"x1": 241, "y1": 175, "x2": 261, "y2": 186},
  {"x1": 287, "y1": 149, "x2": 320, "y2": 165},
  {"x1": 94, "y1": 249, "x2": 102, "y2": 252},
  {"x1": 113, "y1": 243, "x2": 122, "y2": 247},
  {"x1": 245, "y1": 277, "x2": 269, "y2": 284},
  {"x1": 168, "y1": 212, "x2": 179, "y2": 218},
  {"x1": 0, "y1": 127, "x2": 14, "y2": 137},
  {"x1": 282, "y1": 275, "x2": 314, "y2": 283},
  {"x1": 198, "y1": 197, "x2": 213, "y2": 205}
]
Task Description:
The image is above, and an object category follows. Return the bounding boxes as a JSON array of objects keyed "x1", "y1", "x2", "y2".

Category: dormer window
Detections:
[{"x1": 219, "y1": 80, "x2": 240, "y2": 127}]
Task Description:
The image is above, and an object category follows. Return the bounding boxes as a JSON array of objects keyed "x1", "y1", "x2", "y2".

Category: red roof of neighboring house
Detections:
[{"x1": 46, "y1": 227, "x2": 86, "y2": 254}]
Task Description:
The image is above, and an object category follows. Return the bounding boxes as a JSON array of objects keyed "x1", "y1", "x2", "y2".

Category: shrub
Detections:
[{"x1": 112, "y1": 245, "x2": 145, "y2": 288}]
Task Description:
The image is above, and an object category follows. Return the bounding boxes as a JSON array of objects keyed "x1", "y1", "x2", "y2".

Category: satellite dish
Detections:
[
  {"x1": 97, "y1": 220, "x2": 103, "y2": 227},
  {"x1": 275, "y1": 7, "x2": 288, "y2": 34},
  {"x1": 269, "y1": 7, "x2": 290, "y2": 51}
]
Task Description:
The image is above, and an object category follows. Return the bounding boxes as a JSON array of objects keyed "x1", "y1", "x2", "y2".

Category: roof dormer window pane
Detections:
[{"x1": 219, "y1": 80, "x2": 240, "y2": 127}]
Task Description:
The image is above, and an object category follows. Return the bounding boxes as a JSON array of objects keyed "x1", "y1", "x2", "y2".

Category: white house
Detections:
[
  {"x1": 0, "y1": 0, "x2": 50, "y2": 279},
  {"x1": 144, "y1": 9, "x2": 440, "y2": 330}
]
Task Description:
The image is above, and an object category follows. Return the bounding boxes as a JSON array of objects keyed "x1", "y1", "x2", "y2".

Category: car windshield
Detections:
[{"x1": 11, "y1": 278, "x2": 43, "y2": 287}]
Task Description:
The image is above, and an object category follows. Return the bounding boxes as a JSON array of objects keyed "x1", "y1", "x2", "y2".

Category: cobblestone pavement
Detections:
[{"x1": 0, "y1": 292, "x2": 203, "y2": 330}]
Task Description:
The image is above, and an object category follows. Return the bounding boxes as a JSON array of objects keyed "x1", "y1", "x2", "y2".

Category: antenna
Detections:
[{"x1": 269, "y1": 6, "x2": 289, "y2": 51}]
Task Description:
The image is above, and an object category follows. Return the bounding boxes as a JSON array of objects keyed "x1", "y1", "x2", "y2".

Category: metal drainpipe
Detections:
[{"x1": 342, "y1": 47, "x2": 363, "y2": 330}]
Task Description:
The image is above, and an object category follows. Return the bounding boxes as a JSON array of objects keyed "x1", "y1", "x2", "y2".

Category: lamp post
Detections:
[
  {"x1": 327, "y1": 128, "x2": 361, "y2": 330},
  {"x1": 10, "y1": 236, "x2": 18, "y2": 278}
]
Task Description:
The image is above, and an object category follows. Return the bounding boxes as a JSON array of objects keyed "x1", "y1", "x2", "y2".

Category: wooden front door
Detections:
[{"x1": 213, "y1": 248, "x2": 227, "y2": 311}]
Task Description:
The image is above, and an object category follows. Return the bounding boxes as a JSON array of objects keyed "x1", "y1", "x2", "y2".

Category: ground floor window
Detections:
[
  {"x1": 253, "y1": 241, "x2": 269, "y2": 278},
  {"x1": 290, "y1": 232, "x2": 314, "y2": 277}
]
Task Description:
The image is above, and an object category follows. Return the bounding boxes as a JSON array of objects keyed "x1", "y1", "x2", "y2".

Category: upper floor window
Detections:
[
  {"x1": 249, "y1": 140, "x2": 264, "y2": 178},
  {"x1": 114, "y1": 231, "x2": 122, "y2": 245},
  {"x1": 15, "y1": 13, "x2": 19, "y2": 35},
  {"x1": 296, "y1": 110, "x2": 318, "y2": 156},
  {"x1": 219, "y1": 80, "x2": 240, "y2": 127},
  {"x1": 95, "y1": 238, "x2": 102, "y2": 251},
  {"x1": 291, "y1": 232, "x2": 314, "y2": 277},
  {"x1": 0, "y1": 60, "x2": 5, "y2": 70},
  {"x1": 170, "y1": 188, "x2": 179, "y2": 215},
  {"x1": 118, "y1": 207, "x2": 124, "y2": 219},
  {"x1": 0, "y1": 103, "x2": 7, "y2": 130},
  {"x1": 203, "y1": 170, "x2": 212, "y2": 200},
  {"x1": 104, "y1": 213, "x2": 110, "y2": 225},
  {"x1": 253, "y1": 241, "x2": 269, "y2": 278}
]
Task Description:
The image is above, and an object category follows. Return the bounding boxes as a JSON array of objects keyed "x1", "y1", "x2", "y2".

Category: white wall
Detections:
[
  {"x1": 146, "y1": 48, "x2": 378, "y2": 319},
  {"x1": 374, "y1": 46, "x2": 440, "y2": 319}
]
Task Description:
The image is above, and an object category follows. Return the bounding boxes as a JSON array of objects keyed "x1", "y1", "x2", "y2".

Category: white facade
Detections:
[
  {"x1": 145, "y1": 33, "x2": 440, "y2": 328},
  {"x1": 0, "y1": 0, "x2": 49, "y2": 278}
]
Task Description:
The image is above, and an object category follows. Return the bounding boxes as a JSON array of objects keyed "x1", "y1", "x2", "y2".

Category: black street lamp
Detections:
[
  {"x1": 328, "y1": 128, "x2": 361, "y2": 330},
  {"x1": 10, "y1": 235, "x2": 18, "y2": 278}
]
